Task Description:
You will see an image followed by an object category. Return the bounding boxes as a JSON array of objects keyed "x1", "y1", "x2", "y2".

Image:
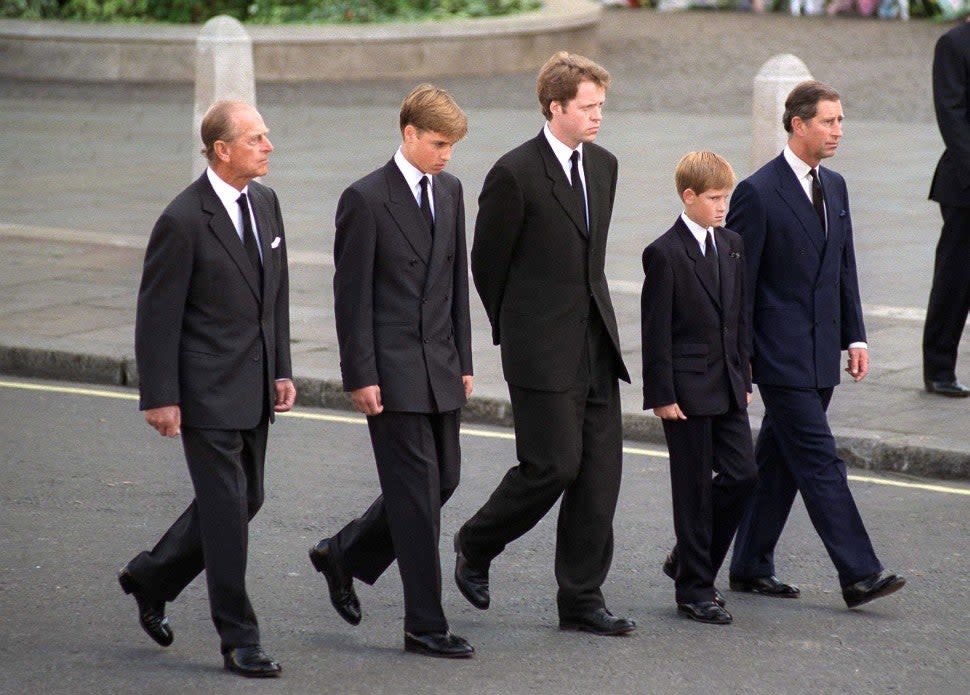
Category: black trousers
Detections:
[
  {"x1": 662, "y1": 407, "x2": 757, "y2": 604},
  {"x1": 332, "y1": 409, "x2": 460, "y2": 634},
  {"x1": 923, "y1": 204, "x2": 970, "y2": 382},
  {"x1": 126, "y1": 420, "x2": 268, "y2": 652},
  {"x1": 457, "y1": 373, "x2": 623, "y2": 617}
]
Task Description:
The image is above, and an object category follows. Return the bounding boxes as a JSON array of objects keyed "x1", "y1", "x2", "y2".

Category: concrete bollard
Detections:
[
  {"x1": 751, "y1": 54, "x2": 812, "y2": 170},
  {"x1": 192, "y1": 15, "x2": 256, "y2": 179}
]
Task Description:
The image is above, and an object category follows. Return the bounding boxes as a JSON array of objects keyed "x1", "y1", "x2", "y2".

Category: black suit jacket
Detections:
[
  {"x1": 135, "y1": 172, "x2": 292, "y2": 430},
  {"x1": 471, "y1": 131, "x2": 629, "y2": 391},
  {"x1": 641, "y1": 218, "x2": 750, "y2": 416},
  {"x1": 929, "y1": 21, "x2": 970, "y2": 207},
  {"x1": 333, "y1": 160, "x2": 472, "y2": 413}
]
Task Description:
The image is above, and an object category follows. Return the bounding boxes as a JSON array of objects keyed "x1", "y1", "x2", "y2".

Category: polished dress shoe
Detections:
[
  {"x1": 662, "y1": 549, "x2": 726, "y2": 607},
  {"x1": 118, "y1": 570, "x2": 173, "y2": 647},
  {"x1": 677, "y1": 601, "x2": 733, "y2": 625},
  {"x1": 404, "y1": 631, "x2": 474, "y2": 659},
  {"x1": 309, "y1": 538, "x2": 361, "y2": 625},
  {"x1": 559, "y1": 607, "x2": 636, "y2": 636},
  {"x1": 223, "y1": 645, "x2": 282, "y2": 677},
  {"x1": 925, "y1": 380, "x2": 970, "y2": 397},
  {"x1": 729, "y1": 574, "x2": 800, "y2": 598},
  {"x1": 843, "y1": 571, "x2": 906, "y2": 609},
  {"x1": 454, "y1": 550, "x2": 490, "y2": 610}
]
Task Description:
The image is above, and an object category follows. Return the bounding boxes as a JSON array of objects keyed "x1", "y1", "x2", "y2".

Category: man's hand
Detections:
[
  {"x1": 653, "y1": 402, "x2": 687, "y2": 420},
  {"x1": 351, "y1": 385, "x2": 383, "y2": 416},
  {"x1": 846, "y1": 347, "x2": 870, "y2": 382},
  {"x1": 145, "y1": 405, "x2": 181, "y2": 437},
  {"x1": 274, "y1": 379, "x2": 297, "y2": 412},
  {"x1": 746, "y1": 391, "x2": 753, "y2": 406},
  {"x1": 462, "y1": 375, "x2": 474, "y2": 400}
]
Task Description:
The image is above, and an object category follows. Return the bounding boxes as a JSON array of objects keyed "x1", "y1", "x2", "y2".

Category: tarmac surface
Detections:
[{"x1": 1, "y1": 9, "x2": 969, "y2": 478}]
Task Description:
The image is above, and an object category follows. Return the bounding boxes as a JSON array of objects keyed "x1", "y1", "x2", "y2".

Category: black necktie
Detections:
[
  {"x1": 704, "y1": 230, "x2": 720, "y2": 288},
  {"x1": 237, "y1": 193, "x2": 263, "y2": 291},
  {"x1": 569, "y1": 150, "x2": 588, "y2": 232},
  {"x1": 809, "y1": 168, "x2": 826, "y2": 233},
  {"x1": 419, "y1": 175, "x2": 434, "y2": 238}
]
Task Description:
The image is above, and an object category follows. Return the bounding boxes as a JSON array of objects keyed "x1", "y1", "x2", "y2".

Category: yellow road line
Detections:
[{"x1": 4, "y1": 378, "x2": 969, "y2": 495}]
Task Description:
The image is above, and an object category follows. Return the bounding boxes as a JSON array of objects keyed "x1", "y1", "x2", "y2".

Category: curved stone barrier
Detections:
[{"x1": 0, "y1": 0, "x2": 600, "y2": 83}]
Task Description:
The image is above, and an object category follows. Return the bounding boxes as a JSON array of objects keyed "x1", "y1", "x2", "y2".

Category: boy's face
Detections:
[{"x1": 682, "y1": 187, "x2": 732, "y2": 229}]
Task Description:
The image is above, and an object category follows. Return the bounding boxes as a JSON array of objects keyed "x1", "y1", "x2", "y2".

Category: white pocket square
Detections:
[{"x1": 271, "y1": 236, "x2": 281, "y2": 249}]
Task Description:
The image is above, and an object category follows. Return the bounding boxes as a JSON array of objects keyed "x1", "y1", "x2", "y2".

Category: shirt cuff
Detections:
[{"x1": 848, "y1": 342, "x2": 868, "y2": 350}]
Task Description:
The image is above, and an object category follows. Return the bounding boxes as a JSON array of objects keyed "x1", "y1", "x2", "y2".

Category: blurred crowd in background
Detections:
[{"x1": 605, "y1": 0, "x2": 968, "y2": 21}]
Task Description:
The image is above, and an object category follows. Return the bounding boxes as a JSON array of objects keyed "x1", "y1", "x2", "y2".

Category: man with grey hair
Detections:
[{"x1": 118, "y1": 100, "x2": 295, "y2": 677}]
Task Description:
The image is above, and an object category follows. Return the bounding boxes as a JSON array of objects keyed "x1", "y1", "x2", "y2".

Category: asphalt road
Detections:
[{"x1": 1, "y1": 376, "x2": 968, "y2": 694}]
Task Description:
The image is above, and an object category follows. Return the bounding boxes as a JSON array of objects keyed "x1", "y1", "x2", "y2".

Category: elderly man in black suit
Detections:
[
  {"x1": 923, "y1": 18, "x2": 970, "y2": 397},
  {"x1": 453, "y1": 52, "x2": 635, "y2": 636},
  {"x1": 119, "y1": 100, "x2": 295, "y2": 677},
  {"x1": 308, "y1": 85, "x2": 474, "y2": 659}
]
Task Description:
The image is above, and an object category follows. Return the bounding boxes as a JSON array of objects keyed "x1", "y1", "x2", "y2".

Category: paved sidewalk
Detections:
[{"x1": 1, "y1": 11, "x2": 968, "y2": 478}]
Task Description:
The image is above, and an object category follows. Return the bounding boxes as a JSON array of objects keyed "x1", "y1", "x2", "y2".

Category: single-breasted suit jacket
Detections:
[
  {"x1": 333, "y1": 160, "x2": 473, "y2": 413},
  {"x1": 641, "y1": 218, "x2": 750, "y2": 416},
  {"x1": 726, "y1": 154, "x2": 865, "y2": 389},
  {"x1": 929, "y1": 21, "x2": 970, "y2": 208},
  {"x1": 135, "y1": 173, "x2": 292, "y2": 429},
  {"x1": 471, "y1": 131, "x2": 629, "y2": 390}
]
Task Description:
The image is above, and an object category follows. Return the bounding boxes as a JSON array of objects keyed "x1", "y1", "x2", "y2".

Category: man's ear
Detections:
[{"x1": 682, "y1": 188, "x2": 697, "y2": 206}]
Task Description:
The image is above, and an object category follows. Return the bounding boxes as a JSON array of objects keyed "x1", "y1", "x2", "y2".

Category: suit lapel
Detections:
[
  {"x1": 382, "y1": 160, "x2": 432, "y2": 263},
  {"x1": 535, "y1": 133, "x2": 588, "y2": 239},
  {"x1": 674, "y1": 218, "x2": 719, "y2": 307},
  {"x1": 714, "y1": 227, "x2": 734, "y2": 310},
  {"x1": 425, "y1": 176, "x2": 453, "y2": 285},
  {"x1": 248, "y1": 184, "x2": 277, "y2": 300},
  {"x1": 772, "y1": 156, "x2": 825, "y2": 253},
  {"x1": 198, "y1": 175, "x2": 262, "y2": 301},
  {"x1": 817, "y1": 167, "x2": 843, "y2": 273}
]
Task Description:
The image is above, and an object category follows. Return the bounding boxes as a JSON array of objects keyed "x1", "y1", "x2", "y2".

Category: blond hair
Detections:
[
  {"x1": 536, "y1": 51, "x2": 611, "y2": 120},
  {"x1": 675, "y1": 151, "x2": 736, "y2": 196},
  {"x1": 399, "y1": 84, "x2": 468, "y2": 141}
]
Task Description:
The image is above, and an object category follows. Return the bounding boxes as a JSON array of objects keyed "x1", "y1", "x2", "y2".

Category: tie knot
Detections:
[
  {"x1": 809, "y1": 168, "x2": 819, "y2": 181},
  {"x1": 419, "y1": 176, "x2": 430, "y2": 192},
  {"x1": 570, "y1": 150, "x2": 580, "y2": 166},
  {"x1": 237, "y1": 192, "x2": 248, "y2": 206}
]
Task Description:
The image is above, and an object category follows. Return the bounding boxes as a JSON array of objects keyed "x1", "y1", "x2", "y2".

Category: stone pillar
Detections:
[
  {"x1": 192, "y1": 15, "x2": 255, "y2": 179},
  {"x1": 751, "y1": 54, "x2": 812, "y2": 170}
]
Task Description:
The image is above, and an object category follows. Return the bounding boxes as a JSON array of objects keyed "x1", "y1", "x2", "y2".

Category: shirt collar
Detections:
[
  {"x1": 680, "y1": 212, "x2": 713, "y2": 251},
  {"x1": 207, "y1": 167, "x2": 248, "y2": 206},
  {"x1": 783, "y1": 144, "x2": 814, "y2": 181},
  {"x1": 394, "y1": 148, "x2": 429, "y2": 194},
  {"x1": 543, "y1": 122, "x2": 582, "y2": 171}
]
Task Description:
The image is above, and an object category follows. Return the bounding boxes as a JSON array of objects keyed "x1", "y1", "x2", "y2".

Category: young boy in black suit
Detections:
[{"x1": 641, "y1": 151, "x2": 757, "y2": 625}]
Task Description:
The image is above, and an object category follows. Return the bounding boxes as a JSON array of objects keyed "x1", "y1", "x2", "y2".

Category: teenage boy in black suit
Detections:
[
  {"x1": 641, "y1": 151, "x2": 757, "y2": 625},
  {"x1": 308, "y1": 85, "x2": 474, "y2": 659}
]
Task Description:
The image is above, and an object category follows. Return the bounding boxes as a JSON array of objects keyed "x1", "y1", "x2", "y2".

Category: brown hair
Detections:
[
  {"x1": 675, "y1": 151, "x2": 736, "y2": 196},
  {"x1": 200, "y1": 100, "x2": 251, "y2": 162},
  {"x1": 536, "y1": 51, "x2": 611, "y2": 120},
  {"x1": 782, "y1": 80, "x2": 841, "y2": 133},
  {"x1": 399, "y1": 84, "x2": 468, "y2": 141}
]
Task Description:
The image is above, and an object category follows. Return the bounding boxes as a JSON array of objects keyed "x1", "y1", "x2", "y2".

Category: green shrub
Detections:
[{"x1": 0, "y1": 0, "x2": 543, "y2": 22}]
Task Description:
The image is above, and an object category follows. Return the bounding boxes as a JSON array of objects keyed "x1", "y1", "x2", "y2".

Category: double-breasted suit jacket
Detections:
[
  {"x1": 728, "y1": 153, "x2": 865, "y2": 389},
  {"x1": 641, "y1": 218, "x2": 750, "y2": 416},
  {"x1": 471, "y1": 131, "x2": 629, "y2": 390},
  {"x1": 333, "y1": 160, "x2": 472, "y2": 412},
  {"x1": 136, "y1": 173, "x2": 292, "y2": 426}
]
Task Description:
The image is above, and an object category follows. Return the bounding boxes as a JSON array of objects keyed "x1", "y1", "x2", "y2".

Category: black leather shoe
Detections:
[
  {"x1": 729, "y1": 574, "x2": 800, "y2": 597},
  {"x1": 118, "y1": 570, "x2": 173, "y2": 647},
  {"x1": 454, "y1": 550, "x2": 490, "y2": 610},
  {"x1": 404, "y1": 631, "x2": 474, "y2": 659},
  {"x1": 677, "y1": 601, "x2": 733, "y2": 625},
  {"x1": 925, "y1": 380, "x2": 970, "y2": 397},
  {"x1": 843, "y1": 571, "x2": 906, "y2": 609},
  {"x1": 559, "y1": 607, "x2": 636, "y2": 636},
  {"x1": 309, "y1": 538, "x2": 361, "y2": 625},
  {"x1": 662, "y1": 549, "x2": 726, "y2": 607},
  {"x1": 223, "y1": 645, "x2": 282, "y2": 677}
]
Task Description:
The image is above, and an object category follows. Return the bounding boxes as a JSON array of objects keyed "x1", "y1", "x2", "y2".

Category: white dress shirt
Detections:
[
  {"x1": 680, "y1": 212, "x2": 716, "y2": 255},
  {"x1": 394, "y1": 148, "x2": 433, "y2": 219},
  {"x1": 206, "y1": 167, "x2": 261, "y2": 261}
]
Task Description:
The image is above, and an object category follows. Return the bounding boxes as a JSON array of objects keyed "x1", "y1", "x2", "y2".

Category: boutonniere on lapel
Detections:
[
  {"x1": 729, "y1": 250, "x2": 741, "y2": 259},
  {"x1": 839, "y1": 210, "x2": 847, "y2": 218},
  {"x1": 271, "y1": 236, "x2": 281, "y2": 249}
]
